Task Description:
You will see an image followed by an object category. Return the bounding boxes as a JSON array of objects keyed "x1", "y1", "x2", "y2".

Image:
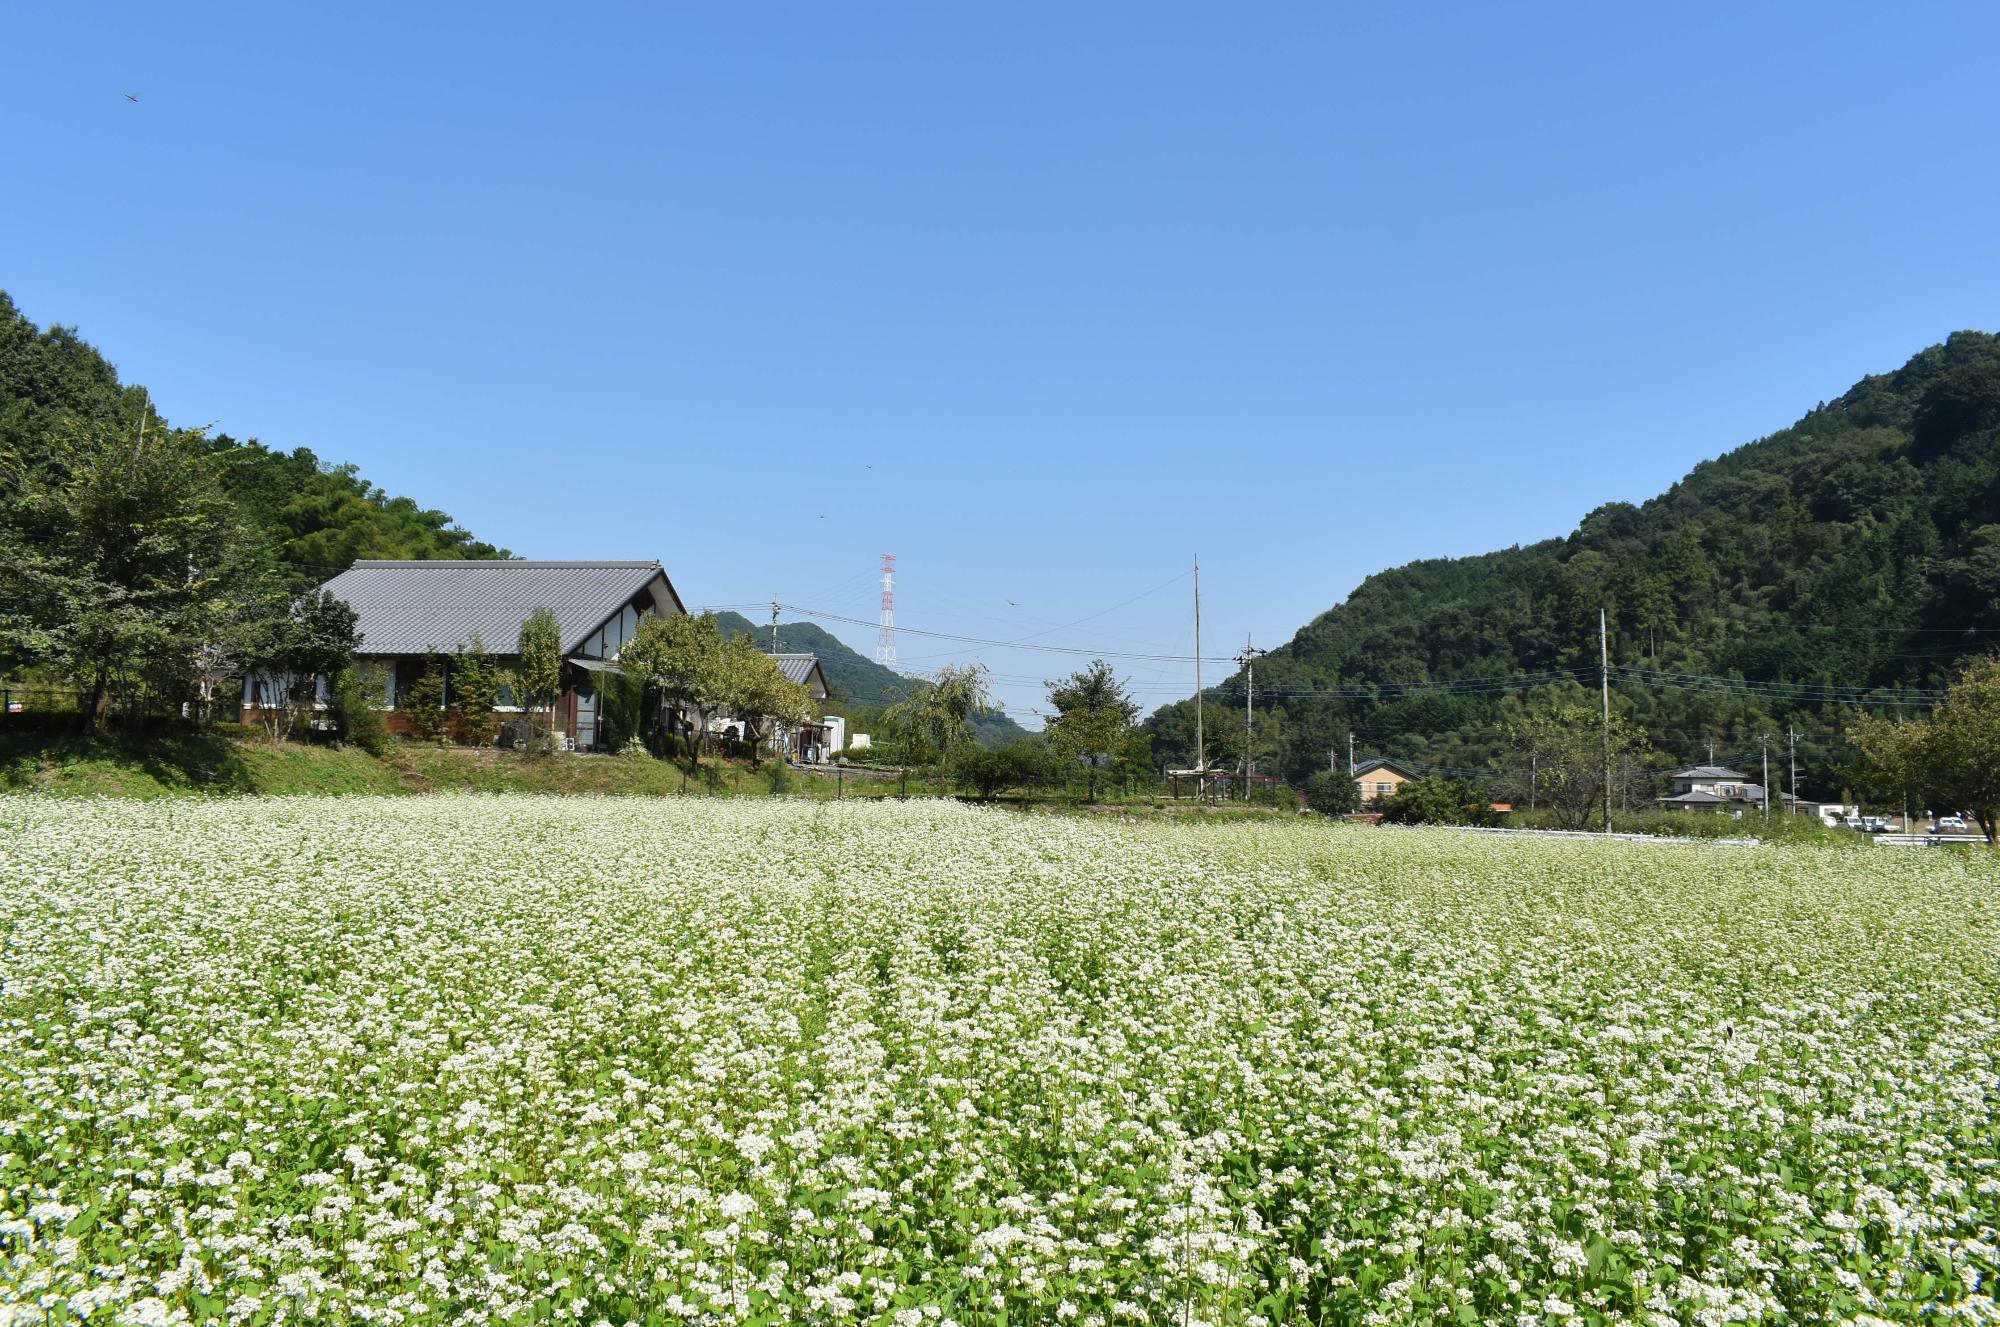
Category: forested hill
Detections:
[
  {"x1": 0, "y1": 292, "x2": 508, "y2": 589},
  {"x1": 714, "y1": 611, "x2": 1031, "y2": 745},
  {"x1": 1146, "y1": 331, "x2": 2000, "y2": 786}
]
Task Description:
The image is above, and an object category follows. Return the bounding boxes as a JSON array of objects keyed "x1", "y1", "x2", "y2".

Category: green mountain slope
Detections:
[
  {"x1": 715, "y1": 611, "x2": 1030, "y2": 745},
  {"x1": 1145, "y1": 331, "x2": 2000, "y2": 790},
  {"x1": 0, "y1": 292, "x2": 509, "y2": 590}
]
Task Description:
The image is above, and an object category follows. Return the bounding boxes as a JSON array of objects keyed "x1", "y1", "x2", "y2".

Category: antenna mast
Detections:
[{"x1": 875, "y1": 554, "x2": 898, "y2": 669}]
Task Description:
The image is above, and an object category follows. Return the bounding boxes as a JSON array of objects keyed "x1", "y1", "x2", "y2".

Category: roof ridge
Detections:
[{"x1": 344, "y1": 559, "x2": 662, "y2": 569}]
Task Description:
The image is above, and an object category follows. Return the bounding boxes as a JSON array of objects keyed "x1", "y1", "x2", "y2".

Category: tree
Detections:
[
  {"x1": 621, "y1": 613, "x2": 730, "y2": 766},
  {"x1": 188, "y1": 578, "x2": 286, "y2": 725},
  {"x1": 1501, "y1": 702, "x2": 1654, "y2": 830},
  {"x1": 1304, "y1": 768, "x2": 1363, "y2": 816},
  {"x1": 718, "y1": 637, "x2": 813, "y2": 764},
  {"x1": 516, "y1": 607, "x2": 563, "y2": 750},
  {"x1": 2, "y1": 415, "x2": 249, "y2": 730},
  {"x1": 332, "y1": 663, "x2": 392, "y2": 754},
  {"x1": 1855, "y1": 657, "x2": 2000, "y2": 845},
  {"x1": 1377, "y1": 776, "x2": 1495, "y2": 826},
  {"x1": 1045, "y1": 660, "x2": 1140, "y2": 802},
  {"x1": 886, "y1": 664, "x2": 991, "y2": 768},
  {"x1": 448, "y1": 635, "x2": 502, "y2": 746},
  {"x1": 250, "y1": 590, "x2": 361, "y2": 741},
  {"x1": 401, "y1": 655, "x2": 449, "y2": 744},
  {"x1": 952, "y1": 741, "x2": 1050, "y2": 800},
  {"x1": 1911, "y1": 358, "x2": 2000, "y2": 460}
]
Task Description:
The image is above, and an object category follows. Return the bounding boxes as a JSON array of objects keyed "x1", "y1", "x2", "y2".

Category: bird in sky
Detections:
[{"x1": 124, "y1": 93, "x2": 138, "y2": 102}]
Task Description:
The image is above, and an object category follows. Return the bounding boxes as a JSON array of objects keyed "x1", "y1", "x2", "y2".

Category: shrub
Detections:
[
  {"x1": 1378, "y1": 776, "x2": 1497, "y2": 826},
  {"x1": 448, "y1": 638, "x2": 501, "y2": 746},
  {"x1": 1305, "y1": 769, "x2": 1363, "y2": 816},
  {"x1": 332, "y1": 667, "x2": 392, "y2": 756},
  {"x1": 952, "y1": 742, "x2": 1048, "y2": 800},
  {"x1": 401, "y1": 661, "x2": 448, "y2": 744}
]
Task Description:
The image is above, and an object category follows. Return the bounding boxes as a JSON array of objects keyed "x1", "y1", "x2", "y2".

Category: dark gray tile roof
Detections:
[
  {"x1": 770, "y1": 653, "x2": 829, "y2": 691},
  {"x1": 1669, "y1": 764, "x2": 1749, "y2": 779},
  {"x1": 321, "y1": 560, "x2": 674, "y2": 656},
  {"x1": 1353, "y1": 757, "x2": 1418, "y2": 779}
]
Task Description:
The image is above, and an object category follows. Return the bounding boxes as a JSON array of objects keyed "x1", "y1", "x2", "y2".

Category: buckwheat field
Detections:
[{"x1": 3, "y1": 797, "x2": 1998, "y2": 1327}]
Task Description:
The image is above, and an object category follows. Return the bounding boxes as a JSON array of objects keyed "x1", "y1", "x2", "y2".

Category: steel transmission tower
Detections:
[{"x1": 875, "y1": 554, "x2": 898, "y2": 669}]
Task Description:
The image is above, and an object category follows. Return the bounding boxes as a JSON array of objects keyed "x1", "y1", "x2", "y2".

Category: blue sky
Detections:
[{"x1": 5, "y1": 3, "x2": 1998, "y2": 723}]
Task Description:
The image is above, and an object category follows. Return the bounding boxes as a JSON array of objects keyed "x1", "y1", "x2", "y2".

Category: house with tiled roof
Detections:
[
  {"x1": 244, "y1": 560, "x2": 685, "y2": 750},
  {"x1": 1659, "y1": 763, "x2": 1796, "y2": 814},
  {"x1": 1353, "y1": 756, "x2": 1419, "y2": 803}
]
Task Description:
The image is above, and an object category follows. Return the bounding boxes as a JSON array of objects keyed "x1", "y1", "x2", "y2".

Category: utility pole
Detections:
[
  {"x1": 770, "y1": 598, "x2": 781, "y2": 653},
  {"x1": 1237, "y1": 635, "x2": 1266, "y2": 801},
  {"x1": 1600, "y1": 608, "x2": 1612, "y2": 834},
  {"x1": 1759, "y1": 733, "x2": 1773, "y2": 823},
  {"x1": 1193, "y1": 556, "x2": 1205, "y2": 800},
  {"x1": 1348, "y1": 730, "x2": 1355, "y2": 776},
  {"x1": 1787, "y1": 728, "x2": 1799, "y2": 816}
]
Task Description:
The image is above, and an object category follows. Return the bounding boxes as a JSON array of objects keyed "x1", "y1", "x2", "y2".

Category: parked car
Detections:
[{"x1": 1934, "y1": 815, "x2": 1969, "y2": 833}]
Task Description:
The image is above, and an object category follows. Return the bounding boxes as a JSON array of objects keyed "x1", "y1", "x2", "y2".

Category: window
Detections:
[{"x1": 1375, "y1": 781, "x2": 1393, "y2": 797}]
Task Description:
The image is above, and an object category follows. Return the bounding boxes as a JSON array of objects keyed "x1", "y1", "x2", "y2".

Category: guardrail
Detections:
[
  {"x1": 1401, "y1": 824, "x2": 1760, "y2": 846},
  {"x1": 1873, "y1": 833, "x2": 1988, "y2": 848}
]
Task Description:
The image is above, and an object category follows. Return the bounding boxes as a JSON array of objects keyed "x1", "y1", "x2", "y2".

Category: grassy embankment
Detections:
[
  {"x1": 0, "y1": 733, "x2": 1904, "y2": 842},
  {"x1": 0, "y1": 731, "x2": 944, "y2": 800}
]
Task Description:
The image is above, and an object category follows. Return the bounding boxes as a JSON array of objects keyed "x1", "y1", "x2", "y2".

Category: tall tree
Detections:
[
  {"x1": 887, "y1": 664, "x2": 991, "y2": 768},
  {"x1": 1045, "y1": 659, "x2": 1140, "y2": 802},
  {"x1": 515, "y1": 607, "x2": 563, "y2": 749},
  {"x1": 719, "y1": 637, "x2": 813, "y2": 764},
  {"x1": 448, "y1": 635, "x2": 502, "y2": 746},
  {"x1": 401, "y1": 656, "x2": 449, "y2": 744},
  {"x1": 1854, "y1": 657, "x2": 2000, "y2": 845},
  {"x1": 621, "y1": 613, "x2": 730, "y2": 766},
  {"x1": 1304, "y1": 768, "x2": 1363, "y2": 816},
  {"x1": 2, "y1": 292, "x2": 508, "y2": 598},
  {"x1": 249, "y1": 590, "x2": 361, "y2": 740},
  {"x1": 2, "y1": 415, "x2": 251, "y2": 730},
  {"x1": 1501, "y1": 702, "x2": 1654, "y2": 830}
]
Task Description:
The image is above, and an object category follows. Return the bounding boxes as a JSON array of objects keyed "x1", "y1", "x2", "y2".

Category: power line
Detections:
[
  {"x1": 781, "y1": 601, "x2": 1236, "y2": 663},
  {"x1": 779, "y1": 600, "x2": 1948, "y2": 710},
  {"x1": 1616, "y1": 665, "x2": 1943, "y2": 703}
]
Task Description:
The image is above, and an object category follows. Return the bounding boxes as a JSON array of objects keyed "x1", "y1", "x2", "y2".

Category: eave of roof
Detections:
[{"x1": 1353, "y1": 757, "x2": 1418, "y2": 778}]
